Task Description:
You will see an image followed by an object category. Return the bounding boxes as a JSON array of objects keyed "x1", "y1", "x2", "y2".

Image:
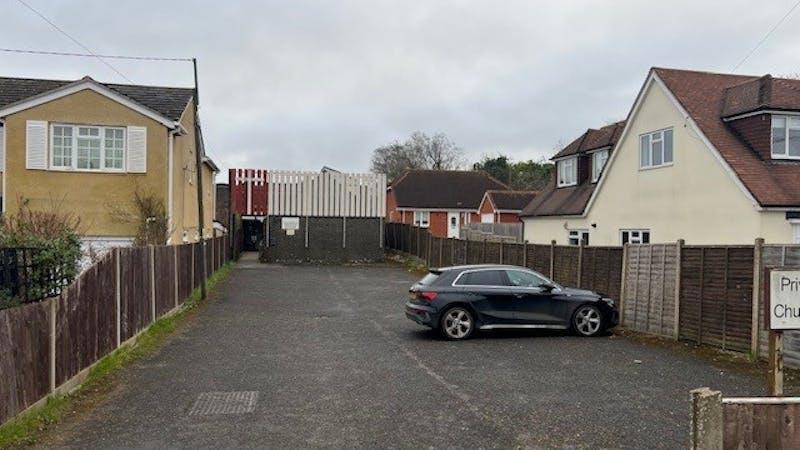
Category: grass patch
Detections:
[{"x1": 0, "y1": 262, "x2": 234, "y2": 449}]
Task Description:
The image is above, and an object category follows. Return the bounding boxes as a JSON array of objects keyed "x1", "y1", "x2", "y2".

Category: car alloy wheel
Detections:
[
  {"x1": 441, "y1": 307, "x2": 473, "y2": 340},
  {"x1": 573, "y1": 305, "x2": 603, "y2": 337}
]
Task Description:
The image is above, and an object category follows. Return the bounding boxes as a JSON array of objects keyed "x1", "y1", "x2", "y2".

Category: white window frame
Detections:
[
  {"x1": 771, "y1": 115, "x2": 800, "y2": 160},
  {"x1": 591, "y1": 149, "x2": 609, "y2": 182},
  {"x1": 413, "y1": 211, "x2": 430, "y2": 228},
  {"x1": 621, "y1": 229, "x2": 650, "y2": 245},
  {"x1": 49, "y1": 123, "x2": 126, "y2": 172},
  {"x1": 639, "y1": 128, "x2": 673, "y2": 170},
  {"x1": 568, "y1": 229, "x2": 589, "y2": 246},
  {"x1": 557, "y1": 157, "x2": 577, "y2": 187},
  {"x1": 481, "y1": 213, "x2": 494, "y2": 224},
  {"x1": 791, "y1": 220, "x2": 800, "y2": 244}
]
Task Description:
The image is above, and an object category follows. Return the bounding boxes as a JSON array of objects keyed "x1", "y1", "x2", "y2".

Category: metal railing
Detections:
[{"x1": 0, "y1": 247, "x2": 71, "y2": 308}]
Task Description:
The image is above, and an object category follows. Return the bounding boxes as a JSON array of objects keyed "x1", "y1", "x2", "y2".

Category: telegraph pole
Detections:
[{"x1": 193, "y1": 57, "x2": 207, "y2": 300}]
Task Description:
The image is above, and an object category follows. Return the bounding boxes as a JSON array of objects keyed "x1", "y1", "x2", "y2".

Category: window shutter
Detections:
[
  {"x1": 25, "y1": 120, "x2": 48, "y2": 170},
  {"x1": 126, "y1": 126, "x2": 147, "y2": 173},
  {"x1": 0, "y1": 126, "x2": 4, "y2": 171}
]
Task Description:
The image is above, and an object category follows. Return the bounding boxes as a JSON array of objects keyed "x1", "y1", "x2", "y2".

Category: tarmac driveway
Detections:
[{"x1": 41, "y1": 261, "x2": 765, "y2": 449}]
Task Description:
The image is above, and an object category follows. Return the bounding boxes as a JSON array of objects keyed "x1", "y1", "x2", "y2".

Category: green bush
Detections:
[{"x1": 0, "y1": 199, "x2": 82, "y2": 303}]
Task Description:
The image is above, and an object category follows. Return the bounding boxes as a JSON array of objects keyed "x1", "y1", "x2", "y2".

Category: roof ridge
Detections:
[
  {"x1": 653, "y1": 66, "x2": 759, "y2": 79},
  {"x1": 0, "y1": 75, "x2": 193, "y2": 91}
]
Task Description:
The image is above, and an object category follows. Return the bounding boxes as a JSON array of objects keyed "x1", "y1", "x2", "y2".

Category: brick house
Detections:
[
  {"x1": 477, "y1": 190, "x2": 537, "y2": 223},
  {"x1": 386, "y1": 169, "x2": 508, "y2": 238}
]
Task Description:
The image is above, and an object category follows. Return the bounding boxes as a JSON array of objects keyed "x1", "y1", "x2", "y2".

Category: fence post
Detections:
[
  {"x1": 619, "y1": 243, "x2": 628, "y2": 327},
  {"x1": 522, "y1": 240, "x2": 528, "y2": 267},
  {"x1": 150, "y1": 246, "x2": 156, "y2": 323},
  {"x1": 549, "y1": 240, "x2": 556, "y2": 280},
  {"x1": 482, "y1": 238, "x2": 487, "y2": 264},
  {"x1": 439, "y1": 237, "x2": 444, "y2": 268},
  {"x1": 174, "y1": 245, "x2": 179, "y2": 308},
  {"x1": 499, "y1": 240, "x2": 504, "y2": 264},
  {"x1": 751, "y1": 237, "x2": 764, "y2": 359},
  {"x1": 689, "y1": 388, "x2": 722, "y2": 450},
  {"x1": 115, "y1": 248, "x2": 121, "y2": 348},
  {"x1": 191, "y1": 244, "x2": 195, "y2": 289},
  {"x1": 674, "y1": 239, "x2": 684, "y2": 340},
  {"x1": 449, "y1": 237, "x2": 455, "y2": 265},
  {"x1": 577, "y1": 242, "x2": 584, "y2": 288},
  {"x1": 49, "y1": 297, "x2": 56, "y2": 392},
  {"x1": 464, "y1": 238, "x2": 470, "y2": 264},
  {"x1": 342, "y1": 217, "x2": 347, "y2": 249}
]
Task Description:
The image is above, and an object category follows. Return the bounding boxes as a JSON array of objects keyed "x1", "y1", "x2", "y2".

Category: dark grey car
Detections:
[{"x1": 405, "y1": 264, "x2": 619, "y2": 340}]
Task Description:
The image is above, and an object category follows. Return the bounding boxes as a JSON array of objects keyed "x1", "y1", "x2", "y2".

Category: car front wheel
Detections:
[
  {"x1": 573, "y1": 304, "x2": 604, "y2": 337},
  {"x1": 440, "y1": 307, "x2": 474, "y2": 340}
]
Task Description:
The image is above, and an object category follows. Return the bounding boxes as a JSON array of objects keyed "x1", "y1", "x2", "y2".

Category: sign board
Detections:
[
  {"x1": 281, "y1": 217, "x2": 300, "y2": 236},
  {"x1": 767, "y1": 268, "x2": 800, "y2": 330}
]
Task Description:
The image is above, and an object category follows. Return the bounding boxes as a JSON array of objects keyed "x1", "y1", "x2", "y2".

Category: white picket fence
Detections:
[{"x1": 267, "y1": 171, "x2": 386, "y2": 218}]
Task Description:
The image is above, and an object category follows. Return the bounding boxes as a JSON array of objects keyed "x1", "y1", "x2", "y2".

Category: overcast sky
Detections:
[{"x1": 3, "y1": 0, "x2": 799, "y2": 182}]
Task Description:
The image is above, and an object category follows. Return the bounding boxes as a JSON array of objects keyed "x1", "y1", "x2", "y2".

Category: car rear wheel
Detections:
[
  {"x1": 440, "y1": 307, "x2": 474, "y2": 340},
  {"x1": 573, "y1": 304, "x2": 603, "y2": 337}
]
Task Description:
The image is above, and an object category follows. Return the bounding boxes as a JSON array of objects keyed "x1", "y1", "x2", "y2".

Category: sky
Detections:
[{"x1": 2, "y1": 0, "x2": 800, "y2": 182}]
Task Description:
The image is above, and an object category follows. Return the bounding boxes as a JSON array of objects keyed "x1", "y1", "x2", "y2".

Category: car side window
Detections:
[
  {"x1": 455, "y1": 270, "x2": 507, "y2": 287},
  {"x1": 505, "y1": 270, "x2": 549, "y2": 288}
]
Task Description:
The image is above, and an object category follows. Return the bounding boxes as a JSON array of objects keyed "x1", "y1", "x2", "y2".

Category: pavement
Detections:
[{"x1": 38, "y1": 259, "x2": 765, "y2": 449}]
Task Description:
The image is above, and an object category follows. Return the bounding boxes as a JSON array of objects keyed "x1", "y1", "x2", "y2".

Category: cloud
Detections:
[{"x1": 2, "y1": 0, "x2": 798, "y2": 181}]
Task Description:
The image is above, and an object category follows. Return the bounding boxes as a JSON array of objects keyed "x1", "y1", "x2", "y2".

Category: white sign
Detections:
[
  {"x1": 769, "y1": 269, "x2": 800, "y2": 330},
  {"x1": 281, "y1": 217, "x2": 300, "y2": 232}
]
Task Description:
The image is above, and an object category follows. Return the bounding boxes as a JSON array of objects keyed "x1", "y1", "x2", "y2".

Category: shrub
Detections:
[
  {"x1": 108, "y1": 189, "x2": 169, "y2": 246},
  {"x1": 0, "y1": 198, "x2": 82, "y2": 303}
]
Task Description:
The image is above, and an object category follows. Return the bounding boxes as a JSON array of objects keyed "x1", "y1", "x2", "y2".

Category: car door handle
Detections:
[{"x1": 513, "y1": 293, "x2": 526, "y2": 299}]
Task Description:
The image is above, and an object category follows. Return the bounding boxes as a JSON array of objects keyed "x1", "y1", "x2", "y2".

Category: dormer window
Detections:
[
  {"x1": 591, "y1": 149, "x2": 609, "y2": 182},
  {"x1": 557, "y1": 157, "x2": 577, "y2": 187},
  {"x1": 771, "y1": 115, "x2": 800, "y2": 159}
]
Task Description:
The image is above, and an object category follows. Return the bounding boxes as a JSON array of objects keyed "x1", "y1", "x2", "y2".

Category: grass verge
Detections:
[{"x1": 0, "y1": 262, "x2": 234, "y2": 449}]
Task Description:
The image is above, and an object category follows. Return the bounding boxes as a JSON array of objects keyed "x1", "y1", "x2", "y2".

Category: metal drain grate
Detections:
[{"x1": 189, "y1": 391, "x2": 259, "y2": 416}]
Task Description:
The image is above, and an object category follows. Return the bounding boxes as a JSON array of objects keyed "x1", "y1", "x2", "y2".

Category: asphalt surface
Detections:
[{"x1": 40, "y1": 258, "x2": 766, "y2": 449}]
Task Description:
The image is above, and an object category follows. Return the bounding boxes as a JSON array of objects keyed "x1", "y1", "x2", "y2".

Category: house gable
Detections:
[{"x1": 577, "y1": 72, "x2": 791, "y2": 244}]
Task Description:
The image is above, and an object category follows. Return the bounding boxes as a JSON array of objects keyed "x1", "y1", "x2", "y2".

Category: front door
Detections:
[{"x1": 447, "y1": 212, "x2": 459, "y2": 238}]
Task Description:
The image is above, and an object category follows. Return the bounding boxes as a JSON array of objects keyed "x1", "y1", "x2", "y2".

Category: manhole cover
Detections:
[{"x1": 189, "y1": 391, "x2": 259, "y2": 416}]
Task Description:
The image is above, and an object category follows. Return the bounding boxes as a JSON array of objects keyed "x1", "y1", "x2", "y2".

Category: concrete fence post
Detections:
[
  {"x1": 150, "y1": 245, "x2": 156, "y2": 323},
  {"x1": 549, "y1": 240, "x2": 556, "y2": 280},
  {"x1": 499, "y1": 240, "x2": 504, "y2": 264},
  {"x1": 522, "y1": 241, "x2": 528, "y2": 267},
  {"x1": 674, "y1": 239, "x2": 684, "y2": 340},
  {"x1": 174, "y1": 245, "x2": 179, "y2": 308},
  {"x1": 751, "y1": 237, "x2": 764, "y2": 359},
  {"x1": 342, "y1": 217, "x2": 347, "y2": 249},
  {"x1": 49, "y1": 297, "x2": 57, "y2": 392},
  {"x1": 689, "y1": 388, "x2": 722, "y2": 450},
  {"x1": 619, "y1": 244, "x2": 629, "y2": 326},
  {"x1": 115, "y1": 248, "x2": 121, "y2": 348},
  {"x1": 439, "y1": 237, "x2": 444, "y2": 267},
  {"x1": 464, "y1": 238, "x2": 470, "y2": 264},
  {"x1": 482, "y1": 238, "x2": 487, "y2": 264},
  {"x1": 577, "y1": 242, "x2": 584, "y2": 288}
]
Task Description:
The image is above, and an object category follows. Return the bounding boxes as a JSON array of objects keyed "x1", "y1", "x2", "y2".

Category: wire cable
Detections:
[
  {"x1": 732, "y1": 0, "x2": 800, "y2": 72},
  {"x1": 16, "y1": 0, "x2": 134, "y2": 82},
  {"x1": 0, "y1": 47, "x2": 192, "y2": 62}
]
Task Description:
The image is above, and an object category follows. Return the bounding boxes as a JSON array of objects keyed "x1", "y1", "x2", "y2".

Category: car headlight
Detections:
[{"x1": 601, "y1": 297, "x2": 615, "y2": 306}]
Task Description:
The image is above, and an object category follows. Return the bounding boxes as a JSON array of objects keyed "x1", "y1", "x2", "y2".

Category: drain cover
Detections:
[{"x1": 189, "y1": 391, "x2": 259, "y2": 416}]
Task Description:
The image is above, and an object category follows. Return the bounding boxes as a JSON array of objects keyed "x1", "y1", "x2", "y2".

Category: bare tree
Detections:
[{"x1": 370, "y1": 131, "x2": 464, "y2": 181}]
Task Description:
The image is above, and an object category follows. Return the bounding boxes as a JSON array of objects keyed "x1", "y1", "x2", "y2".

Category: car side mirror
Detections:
[{"x1": 540, "y1": 283, "x2": 556, "y2": 293}]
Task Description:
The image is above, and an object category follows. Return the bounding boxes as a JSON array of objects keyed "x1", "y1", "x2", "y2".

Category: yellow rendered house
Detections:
[{"x1": 0, "y1": 76, "x2": 218, "y2": 249}]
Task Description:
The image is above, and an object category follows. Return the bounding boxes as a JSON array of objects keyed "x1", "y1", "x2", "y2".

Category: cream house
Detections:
[
  {"x1": 0, "y1": 76, "x2": 218, "y2": 248},
  {"x1": 521, "y1": 68, "x2": 800, "y2": 245}
]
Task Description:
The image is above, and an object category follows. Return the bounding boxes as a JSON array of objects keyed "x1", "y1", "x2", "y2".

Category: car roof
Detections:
[{"x1": 434, "y1": 264, "x2": 530, "y2": 272}]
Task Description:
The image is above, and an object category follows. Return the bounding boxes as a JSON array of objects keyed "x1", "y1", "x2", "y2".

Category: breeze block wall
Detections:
[{"x1": 262, "y1": 216, "x2": 384, "y2": 264}]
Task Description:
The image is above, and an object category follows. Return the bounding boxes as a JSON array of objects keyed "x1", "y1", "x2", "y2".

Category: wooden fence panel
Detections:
[
  {"x1": 761, "y1": 245, "x2": 800, "y2": 365},
  {"x1": 485, "y1": 242, "x2": 501, "y2": 264},
  {"x1": 552, "y1": 246, "x2": 579, "y2": 286},
  {"x1": 178, "y1": 244, "x2": 193, "y2": 301},
  {"x1": 193, "y1": 243, "x2": 203, "y2": 290},
  {"x1": 680, "y1": 246, "x2": 753, "y2": 353},
  {"x1": 55, "y1": 253, "x2": 116, "y2": 385},
  {"x1": 526, "y1": 244, "x2": 552, "y2": 275},
  {"x1": 154, "y1": 246, "x2": 176, "y2": 317},
  {"x1": 623, "y1": 244, "x2": 678, "y2": 337},
  {"x1": 0, "y1": 301, "x2": 50, "y2": 425},
  {"x1": 580, "y1": 247, "x2": 624, "y2": 302},
  {"x1": 119, "y1": 247, "x2": 152, "y2": 341},
  {"x1": 723, "y1": 401, "x2": 800, "y2": 449},
  {"x1": 453, "y1": 240, "x2": 468, "y2": 265},
  {"x1": 504, "y1": 243, "x2": 524, "y2": 266},
  {"x1": 467, "y1": 240, "x2": 483, "y2": 264}
]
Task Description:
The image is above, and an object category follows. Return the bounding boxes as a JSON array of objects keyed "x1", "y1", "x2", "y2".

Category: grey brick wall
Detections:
[{"x1": 261, "y1": 216, "x2": 384, "y2": 264}]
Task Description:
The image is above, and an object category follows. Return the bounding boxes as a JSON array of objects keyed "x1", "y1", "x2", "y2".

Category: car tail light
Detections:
[{"x1": 417, "y1": 291, "x2": 438, "y2": 302}]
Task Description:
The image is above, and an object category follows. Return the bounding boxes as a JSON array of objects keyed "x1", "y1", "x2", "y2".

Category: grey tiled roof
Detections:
[{"x1": 0, "y1": 76, "x2": 193, "y2": 122}]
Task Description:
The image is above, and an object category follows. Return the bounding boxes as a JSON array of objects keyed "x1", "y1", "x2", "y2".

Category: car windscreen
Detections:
[{"x1": 417, "y1": 271, "x2": 441, "y2": 286}]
